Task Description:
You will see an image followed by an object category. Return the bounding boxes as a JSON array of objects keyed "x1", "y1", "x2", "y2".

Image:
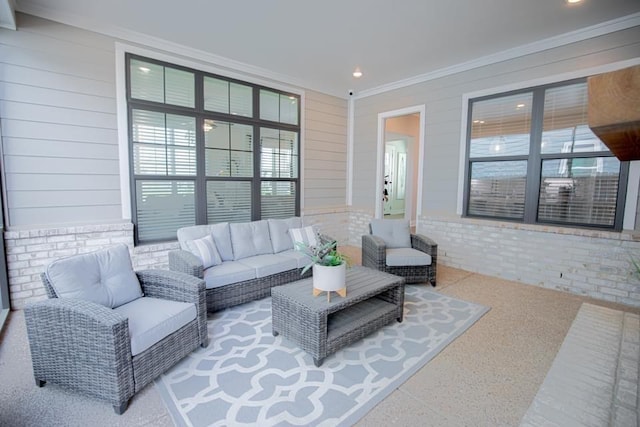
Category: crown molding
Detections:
[
  {"x1": 14, "y1": 0, "x2": 345, "y2": 98},
  {"x1": 355, "y1": 12, "x2": 640, "y2": 100}
]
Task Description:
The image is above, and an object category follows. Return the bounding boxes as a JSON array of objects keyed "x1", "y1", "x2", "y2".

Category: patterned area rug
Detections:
[{"x1": 156, "y1": 285, "x2": 489, "y2": 426}]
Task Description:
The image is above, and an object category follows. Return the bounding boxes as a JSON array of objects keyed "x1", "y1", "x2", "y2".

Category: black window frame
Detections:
[
  {"x1": 463, "y1": 77, "x2": 628, "y2": 231},
  {"x1": 125, "y1": 53, "x2": 301, "y2": 244}
]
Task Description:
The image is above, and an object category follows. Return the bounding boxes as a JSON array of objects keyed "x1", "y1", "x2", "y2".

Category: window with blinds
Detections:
[
  {"x1": 127, "y1": 54, "x2": 300, "y2": 243},
  {"x1": 465, "y1": 79, "x2": 627, "y2": 230}
]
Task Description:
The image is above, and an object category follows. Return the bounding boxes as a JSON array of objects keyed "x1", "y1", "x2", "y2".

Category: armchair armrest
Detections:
[
  {"x1": 411, "y1": 234, "x2": 438, "y2": 286},
  {"x1": 137, "y1": 269, "x2": 208, "y2": 347},
  {"x1": 411, "y1": 234, "x2": 438, "y2": 257},
  {"x1": 362, "y1": 234, "x2": 387, "y2": 270},
  {"x1": 24, "y1": 299, "x2": 134, "y2": 405},
  {"x1": 168, "y1": 250, "x2": 204, "y2": 279}
]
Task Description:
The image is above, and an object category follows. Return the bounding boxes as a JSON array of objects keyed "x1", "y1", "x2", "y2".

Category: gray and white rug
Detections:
[{"x1": 156, "y1": 285, "x2": 489, "y2": 427}]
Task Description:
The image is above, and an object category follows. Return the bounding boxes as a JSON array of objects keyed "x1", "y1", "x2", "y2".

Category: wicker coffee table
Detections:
[{"x1": 271, "y1": 266, "x2": 405, "y2": 366}]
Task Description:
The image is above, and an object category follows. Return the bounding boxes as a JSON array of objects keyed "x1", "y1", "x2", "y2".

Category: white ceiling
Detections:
[{"x1": 11, "y1": 0, "x2": 640, "y2": 98}]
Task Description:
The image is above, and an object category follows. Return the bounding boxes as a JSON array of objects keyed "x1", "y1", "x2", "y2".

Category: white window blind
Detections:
[
  {"x1": 261, "y1": 181, "x2": 296, "y2": 219},
  {"x1": 206, "y1": 181, "x2": 252, "y2": 223},
  {"x1": 136, "y1": 181, "x2": 195, "y2": 242}
]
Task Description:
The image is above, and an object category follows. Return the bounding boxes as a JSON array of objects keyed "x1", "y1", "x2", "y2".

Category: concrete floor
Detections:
[{"x1": 1, "y1": 247, "x2": 638, "y2": 427}]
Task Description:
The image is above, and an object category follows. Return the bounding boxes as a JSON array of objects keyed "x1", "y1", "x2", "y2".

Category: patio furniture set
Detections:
[{"x1": 23, "y1": 217, "x2": 437, "y2": 413}]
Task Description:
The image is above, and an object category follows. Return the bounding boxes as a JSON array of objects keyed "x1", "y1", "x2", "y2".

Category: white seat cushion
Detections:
[
  {"x1": 202, "y1": 261, "x2": 257, "y2": 289},
  {"x1": 386, "y1": 247, "x2": 432, "y2": 267},
  {"x1": 46, "y1": 244, "x2": 142, "y2": 309},
  {"x1": 278, "y1": 249, "x2": 311, "y2": 268},
  {"x1": 237, "y1": 254, "x2": 298, "y2": 278},
  {"x1": 114, "y1": 297, "x2": 197, "y2": 356}
]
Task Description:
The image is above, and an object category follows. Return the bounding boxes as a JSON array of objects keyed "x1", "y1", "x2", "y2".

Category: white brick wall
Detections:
[
  {"x1": 417, "y1": 216, "x2": 640, "y2": 308},
  {"x1": 347, "y1": 208, "x2": 374, "y2": 246},
  {"x1": 4, "y1": 223, "x2": 179, "y2": 309},
  {"x1": 11, "y1": 212, "x2": 637, "y2": 309}
]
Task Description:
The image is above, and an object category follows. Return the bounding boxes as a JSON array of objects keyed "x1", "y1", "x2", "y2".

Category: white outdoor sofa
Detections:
[{"x1": 169, "y1": 217, "x2": 328, "y2": 312}]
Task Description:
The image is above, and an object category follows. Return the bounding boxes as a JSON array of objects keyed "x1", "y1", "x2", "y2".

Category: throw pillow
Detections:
[
  {"x1": 185, "y1": 234, "x2": 222, "y2": 268},
  {"x1": 289, "y1": 226, "x2": 318, "y2": 248},
  {"x1": 370, "y1": 219, "x2": 412, "y2": 248}
]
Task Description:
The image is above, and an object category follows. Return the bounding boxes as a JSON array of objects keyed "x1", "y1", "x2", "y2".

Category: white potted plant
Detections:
[{"x1": 296, "y1": 239, "x2": 350, "y2": 301}]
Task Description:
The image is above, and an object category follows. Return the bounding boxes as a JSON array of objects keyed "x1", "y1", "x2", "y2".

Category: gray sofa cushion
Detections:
[
  {"x1": 370, "y1": 219, "x2": 412, "y2": 248},
  {"x1": 46, "y1": 244, "x2": 143, "y2": 308},
  {"x1": 184, "y1": 234, "x2": 222, "y2": 268},
  {"x1": 268, "y1": 217, "x2": 302, "y2": 253},
  {"x1": 210, "y1": 222, "x2": 234, "y2": 262},
  {"x1": 202, "y1": 261, "x2": 257, "y2": 289},
  {"x1": 385, "y1": 248, "x2": 432, "y2": 267},
  {"x1": 113, "y1": 297, "x2": 196, "y2": 356},
  {"x1": 178, "y1": 223, "x2": 234, "y2": 262},
  {"x1": 238, "y1": 254, "x2": 298, "y2": 278},
  {"x1": 230, "y1": 220, "x2": 272, "y2": 260},
  {"x1": 278, "y1": 249, "x2": 310, "y2": 268}
]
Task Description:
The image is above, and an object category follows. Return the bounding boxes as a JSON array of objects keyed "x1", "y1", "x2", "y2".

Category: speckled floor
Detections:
[{"x1": 1, "y1": 246, "x2": 638, "y2": 427}]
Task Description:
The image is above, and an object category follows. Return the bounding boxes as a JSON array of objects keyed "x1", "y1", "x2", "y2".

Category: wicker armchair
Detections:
[
  {"x1": 24, "y1": 249, "x2": 208, "y2": 414},
  {"x1": 362, "y1": 220, "x2": 437, "y2": 286}
]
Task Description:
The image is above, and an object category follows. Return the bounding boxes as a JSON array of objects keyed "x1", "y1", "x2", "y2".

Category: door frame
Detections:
[{"x1": 375, "y1": 105, "x2": 425, "y2": 222}]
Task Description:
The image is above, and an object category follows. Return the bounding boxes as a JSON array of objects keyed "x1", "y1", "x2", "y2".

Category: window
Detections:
[
  {"x1": 464, "y1": 79, "x2": 627, "y2": 230},
  {"x1": 127, "y1": 55, "x2": 301, "y2": 243}
]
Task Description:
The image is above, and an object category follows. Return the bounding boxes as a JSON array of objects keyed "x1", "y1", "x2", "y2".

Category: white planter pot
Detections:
[{"x1": 312, "y1": 263, "x2": 346, "y2": 291}]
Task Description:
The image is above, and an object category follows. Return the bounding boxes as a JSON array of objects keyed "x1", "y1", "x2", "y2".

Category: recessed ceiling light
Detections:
[
  {"x1": 566, "y1": 0, "x2": 582, "y2": 4},
  {"x1": 352, "y1": 67, "x2": 363, "y2": 78},
  {"x1": 139, "y1": 66, "x2": 150, "y2": 73}
]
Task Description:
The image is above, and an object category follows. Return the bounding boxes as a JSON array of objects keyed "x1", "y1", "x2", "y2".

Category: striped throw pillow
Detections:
[
  {"x1": 185, "y1": 234, "x2": 222, "y2": 269},
  {"x1": 289, "y1": 226, "x2": 318, "y2": 248}
]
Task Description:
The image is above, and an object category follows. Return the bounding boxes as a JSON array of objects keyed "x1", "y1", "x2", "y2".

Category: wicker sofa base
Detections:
[{"x1": 206, "y1": 268, "x2": 312, "y2": 312}]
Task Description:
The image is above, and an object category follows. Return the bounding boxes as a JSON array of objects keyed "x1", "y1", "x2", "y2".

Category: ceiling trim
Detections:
[
  {"x1": 13, "y1": 2, "x2": 640, "y2": 100},
  {"x1": 0, "y1": 0, "x2": 16, "y2": 30},
  {"x1": 14, "y1": 0, "x2": 344, "y2": 98},
  {"x1": 355, "y1": 12, "x2": 640, "y2": 100}
]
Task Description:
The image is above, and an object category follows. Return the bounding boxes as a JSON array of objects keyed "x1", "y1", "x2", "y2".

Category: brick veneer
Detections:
[
  {"x1": 4, "y1": 211, "x2": 352, "y2": 310},
  {"x1": 7, "y1": 211, "x2": 640, "y2": 309},
  {"x1": 417, "y1": 215, "x2": 640, "y2": 308}
]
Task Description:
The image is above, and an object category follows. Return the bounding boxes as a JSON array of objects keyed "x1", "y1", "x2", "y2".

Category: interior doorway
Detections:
[
  {"x1": 376, "y1": 106, "x2": 425, "y2": 228},
  {"x1": 383, "y1": 139, "x2": 409, "y2": 218}
]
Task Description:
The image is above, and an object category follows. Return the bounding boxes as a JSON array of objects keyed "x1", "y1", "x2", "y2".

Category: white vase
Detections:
[{"x1": 312, "y1": 262, "x2": 346, "y2": 292}]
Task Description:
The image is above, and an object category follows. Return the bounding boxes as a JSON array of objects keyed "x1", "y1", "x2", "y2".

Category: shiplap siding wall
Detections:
[
  {"x1": 0, "y1": 14, "x2": 350, "y2": 308},
  {"x1": 302, "y1": 90, "x2": 349, "y2": 241},
  {"x1": 303, "y1": 90, "x2": 348, "y2": 209},
  {"x1": 352, "y1": 26, "x2": 640, "y2": 306},
  {"x1": 353, "y1": 26, "x2": 640, "y2": 215},
  {"x1": 1, "y1": 14, "x2": 121, "y2": 227}
]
